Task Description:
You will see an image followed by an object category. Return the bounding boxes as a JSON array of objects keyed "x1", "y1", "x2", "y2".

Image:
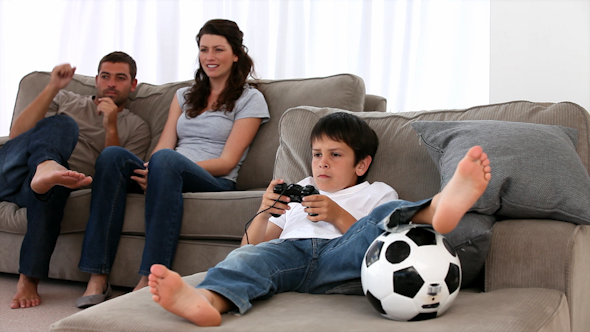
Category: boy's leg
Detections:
[
  {"x1": 410, "y1": 145, "x2": 491, "y2": 233},
  {"x1": 149, "y1": 239, "x2": 315, "y2": 326},
  {"x1": 78, "y1": 146, "x2": 145, "y2": 297},
  {"x1": 311, "y1": 146, "x2": 491, "y2": 293},
  {"x1": 310, "y1": 199, "x2": 432, "y2": 293}
]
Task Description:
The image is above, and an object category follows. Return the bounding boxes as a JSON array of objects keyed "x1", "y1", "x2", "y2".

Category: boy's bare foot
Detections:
[
  {"x1": 31, "y1": 160, "x2": 92, "y2": 194},
  {"x1": 11, "y1": 274, "x2": 41, "y2": 309},
  {"x1": 133, "y1": 276, "x2": 148, "y2": 291},
  {"x1": 430, "y1": 146, "x2": 491, "y2": 234},
  {"x1": 149, "y1": 264, "x2": 222, "y2": 326}
]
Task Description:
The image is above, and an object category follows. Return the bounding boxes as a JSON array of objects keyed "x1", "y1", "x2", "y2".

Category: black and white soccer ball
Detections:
[{"x1": 361, "y1": 224, "x2": 461, "y2": 321}]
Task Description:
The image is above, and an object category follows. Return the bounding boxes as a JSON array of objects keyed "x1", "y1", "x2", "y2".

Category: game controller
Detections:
[{"x1": 271, "y1": 183, "x2": 319, "y2": 217}]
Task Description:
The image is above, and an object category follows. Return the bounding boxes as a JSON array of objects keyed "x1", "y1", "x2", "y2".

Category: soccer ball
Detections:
[{"x1": 361, "y1": 224, "x2": 461, "y2": 321}]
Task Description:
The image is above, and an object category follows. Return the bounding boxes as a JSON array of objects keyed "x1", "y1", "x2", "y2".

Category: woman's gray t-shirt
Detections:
[{"x1": 175, "y1": 85, "x2": 269, "y2": 183}]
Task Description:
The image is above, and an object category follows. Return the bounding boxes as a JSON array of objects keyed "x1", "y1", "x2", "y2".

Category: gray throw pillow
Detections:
[{"x1": 411, "y1": 120, "x2": 590, "y2": 225}]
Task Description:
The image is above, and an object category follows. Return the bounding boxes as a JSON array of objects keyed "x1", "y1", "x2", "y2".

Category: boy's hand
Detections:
[
  {"x1": 302, "y1": 195, "x2": 357, "y2": 233},
  {"x1": 258, "y1": 179, "x2": 291, "y2": 218}
]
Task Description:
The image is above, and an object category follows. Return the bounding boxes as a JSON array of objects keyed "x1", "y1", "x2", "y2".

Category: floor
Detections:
[{"x1": 0, "y1": 272, "x2": 130, "y2": 332}]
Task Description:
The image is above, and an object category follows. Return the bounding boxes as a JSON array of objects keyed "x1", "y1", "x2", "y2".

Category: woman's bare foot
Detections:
[
  {"x1": 31, "y1": 160, "x2": 92, "y2": 194},
  {"x1": 148, "y1": 264, "x2": 222, "y2": 326},
  {"x1": 430, "y1": 146, "x2": 492, "y2": 234},
  {"x1": 133, "y1": 276, "x2": 149, "y2": 291},
  {"x1": 11, "y1": 274, "x2": 41, "y2": 309},
  {"x1": 82, "y1": 274, "x2": 108, "y2": 297}
]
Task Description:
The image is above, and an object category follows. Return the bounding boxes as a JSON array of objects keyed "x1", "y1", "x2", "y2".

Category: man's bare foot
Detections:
[
  {"x1": 133, "y1": 276, "x2": 148, "y2": 291},
  {"x1": 431, "y1": 146, "x2": 492, "y2": 234},
  {"x1": 11, "y1": 274, "x2": 41, "y2": 309},
  {"x1": 31, "y1": 160, "x2": 92, "y2": 194},
  {"x1": 82, "y1": 274, "x2": 108, "y2": 297},
  {"x1": 148, "y1": 264, "x2": 222, "y2": 326}
]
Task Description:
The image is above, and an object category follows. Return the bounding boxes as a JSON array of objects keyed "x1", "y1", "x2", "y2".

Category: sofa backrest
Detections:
[
  {"x1": 12, "y1": 72, "x2": 368, "y2": 190},
  {"x1": 274, "y1": 102, "x2": 590, "y2": 201}
]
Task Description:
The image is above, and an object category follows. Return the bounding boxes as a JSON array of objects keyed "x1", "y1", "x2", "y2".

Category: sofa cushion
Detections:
[
  {"x1": 238, "y1": 74, "x2": 366, "y2": 190},
  {"x1": 411, "y1": 120, "x2": 590, "y2": 224},
  {"x1": 274, "y1": 101, "x2": 590, "y2": 203},
  {"x1": 49, "y1": 272, "x2": 571, "y2": 332}
]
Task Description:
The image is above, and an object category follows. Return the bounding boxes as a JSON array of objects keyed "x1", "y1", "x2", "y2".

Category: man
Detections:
[{"x1": 0, "y1": 51, "x2": 150, "y2": 309}]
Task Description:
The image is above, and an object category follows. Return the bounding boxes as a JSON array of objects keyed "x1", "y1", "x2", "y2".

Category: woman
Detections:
[{"x1": 76, "y1": 19, "x2": 269, "y2": 308}]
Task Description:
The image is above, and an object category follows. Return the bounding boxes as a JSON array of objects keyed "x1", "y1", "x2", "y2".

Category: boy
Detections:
[{"x1": 148, "y1": 112, "x2": 491, "y2": 326}]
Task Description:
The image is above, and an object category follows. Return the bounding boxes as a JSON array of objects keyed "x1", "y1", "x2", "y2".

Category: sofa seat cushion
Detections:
[
  {"x1": 120, "y1": 192, "x2": 264, "y2": 240},
  {"x1": 0, "y1": 189, "x2": 262, "y2": 241},
  {"x1": 50, "y1": 272, "x2": 570, "y2": 332}
]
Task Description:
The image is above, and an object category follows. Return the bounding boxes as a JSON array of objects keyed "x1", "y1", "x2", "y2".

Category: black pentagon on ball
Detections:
[
  {"x1": 366, "y1": 290, "x2": 386, "y2": 315},
  {"x1": 393, "y1": 266, "x2": 424, "y2": 298},
  {"x1": 385, "y1": 240, "x2": 411, "y2": 264},
  {"x1": 409, "y1": 312, "x2": 438, "y2": 321},
  {"x1": 365, "y1": 240, "x2": 385, "y2": 268},
  {"x1": 442, "y1": 237, "x2": 457, "y2": 257},
  {"x1": 406, "y1": 227, "x2": 437, "y2": 246},
  {"x1": 445, "y1": 263, "x2": 461, "y2": 294}
]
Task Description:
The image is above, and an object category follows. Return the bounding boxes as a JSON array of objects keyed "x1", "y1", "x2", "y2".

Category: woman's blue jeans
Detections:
[
  {"x1": 198, "y1": 198, "x2": 432, "y2": 314},
  {"x1": 0, "y1": 115, "x2": 79, "y2": 279},
  {"x1": 79, "y1": 147, "x2": 235, "y2": 276}
]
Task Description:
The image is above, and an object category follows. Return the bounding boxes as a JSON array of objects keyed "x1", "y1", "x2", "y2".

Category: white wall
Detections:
[{"x1": 490, "y1": 0, "x2": 590, "y2": 111}]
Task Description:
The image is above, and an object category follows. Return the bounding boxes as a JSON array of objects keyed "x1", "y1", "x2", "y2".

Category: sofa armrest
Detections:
[
  {"x1": 364, "y1": 94, "x2": 386, "y2": 112},
  {"x1": 0, "y1": 136, "x2": 9, "y2": 148},
  {"x1": 485, "y1": 219, "x2": 590, "y2": 332}
]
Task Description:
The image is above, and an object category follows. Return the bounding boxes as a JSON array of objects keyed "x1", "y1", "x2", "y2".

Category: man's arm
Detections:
[
  {"x1": 10, "y1": 64, "x2": 76, "y2": 139},
  {"x1": 97, "y1": 97, "x2": 121, "y2": 148}
]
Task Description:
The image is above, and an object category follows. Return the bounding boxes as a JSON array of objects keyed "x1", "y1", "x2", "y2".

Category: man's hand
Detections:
[
  {"x1": 49, "y1": 64, "x2": 76, "y2": 91},
  {"x1": 302, "y1": 194, "x2": 357, "y2": 233},
  {"x1": 97, "y1": 97, "x2": 119, "y2": 130},
  {"x1": 258, "y1": 179, "x2": 291, "y2": 218},
  {"x1": 9, "y1": 63, "x2": 77, "y2": 139},
  {"x1": 130, "y1": 163, "x2": 149, "y2": 192}
]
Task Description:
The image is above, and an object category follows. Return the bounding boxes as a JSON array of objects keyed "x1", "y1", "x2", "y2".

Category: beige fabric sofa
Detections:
[
  {"x1": 51, "y1": 101, "x2": 590, "y2": 332},
  {"x1": 0, "y1": 72, "x2": 382, "y2": 287}
]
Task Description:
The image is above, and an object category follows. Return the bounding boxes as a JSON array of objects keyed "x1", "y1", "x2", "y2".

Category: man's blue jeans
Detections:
[
  {"x1": 78, "y1": 147, "x2": 236, "y2": 277},
  {"x1": 0, "y1": 115, "x2": 79, "y2": 279},
  {"x1": 198, "y1": 198, "x2": 432, "y2": 314}
]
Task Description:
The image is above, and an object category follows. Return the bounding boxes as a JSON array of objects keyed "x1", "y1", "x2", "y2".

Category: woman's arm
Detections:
[
  {"x1": 196, "y1": 117, "x2": 262, "y2": 177},
  {"x1": 149, "y1": 95, "x2": 182, "y2": 158}
]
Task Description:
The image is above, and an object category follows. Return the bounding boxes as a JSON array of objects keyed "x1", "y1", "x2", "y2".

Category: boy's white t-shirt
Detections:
[{"x1": 270, "y1": 177, "x2": 399, "y2": 240}]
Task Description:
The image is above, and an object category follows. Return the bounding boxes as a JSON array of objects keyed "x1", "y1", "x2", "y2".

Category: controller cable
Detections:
[{"x1": 243, "y1": 186, "x2": 289, "y2": 245}]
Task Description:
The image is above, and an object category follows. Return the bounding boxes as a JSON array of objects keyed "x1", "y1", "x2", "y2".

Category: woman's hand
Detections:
[{"x1": 130, "y1": 162, "x2": 149, "y2": 192}]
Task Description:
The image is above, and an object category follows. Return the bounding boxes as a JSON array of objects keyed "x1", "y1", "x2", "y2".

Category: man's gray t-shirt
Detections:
[{"x1": 175, "y1": 85, "x2": 270, "y2": 183}]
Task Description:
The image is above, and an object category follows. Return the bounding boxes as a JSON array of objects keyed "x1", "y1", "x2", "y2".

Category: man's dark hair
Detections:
[
  {"x1": 310, "y1": 112, "x2": 379, "y2": 183},
  {"x1": 98, "y1": 51, "x2": 137, "y2": 80}
]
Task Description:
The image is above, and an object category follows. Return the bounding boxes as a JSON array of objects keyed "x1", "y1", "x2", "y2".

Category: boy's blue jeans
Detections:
[
  {"x1": 198, "y1": 198, "x2": 432, "y2": 314},
  {"x1": 0, "y1": 115, "x2": 79, "y2": 279},
  {"x1": 78, "y1": 147, "x2": 236, "y2": 277}
]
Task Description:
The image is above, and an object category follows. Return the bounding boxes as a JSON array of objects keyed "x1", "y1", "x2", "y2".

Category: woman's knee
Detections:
[{"x1": 148, "y1": 149, "x2": 184, "y2": 171}]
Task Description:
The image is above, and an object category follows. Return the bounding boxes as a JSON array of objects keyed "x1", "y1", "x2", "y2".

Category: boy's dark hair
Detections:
[
  {"x1": 310, "y1": 112, "x2": 379, "y2": 183},
  {"x1": 98, "y1": 51, "x2": 137, "y2": 81}
]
